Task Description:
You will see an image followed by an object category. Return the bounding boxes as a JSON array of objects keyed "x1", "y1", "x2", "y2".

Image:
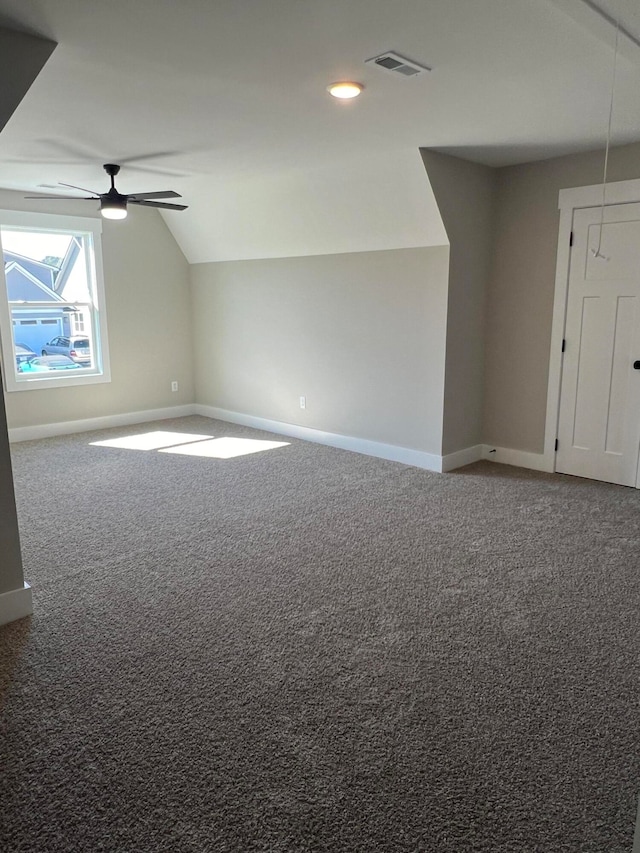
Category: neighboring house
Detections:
[
  {"x1": 4, "y1": 240, "x2": 86, "y2": 353},
  {"x1": 4, "y1": 251, "x2": 57, "y2": 289},
  {"x1": 50, "y1": 236, "x2": 83, "y2": 301}
]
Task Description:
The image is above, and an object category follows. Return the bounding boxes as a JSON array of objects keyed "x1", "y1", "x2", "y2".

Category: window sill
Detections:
[{"x1": 4, "y1": 368, "x2": 111, "y2": 392}]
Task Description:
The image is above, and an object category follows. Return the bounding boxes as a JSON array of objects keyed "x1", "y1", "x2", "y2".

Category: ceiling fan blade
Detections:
[
  {"x1": 129, "y1": 200, "x2": 188, "y2": 211},
  {"x1": 59, "y1": 181, "x2": 100, "y2": 195},
  {"x1": 24, "y1": 195, "x2": 97, "y2": 200},
  {"x1": 118, "y1": 152, "x2": 189, "y2": 177},
  {"x1": 126, "y1": 190, "x2": 181, "y2": 201}
]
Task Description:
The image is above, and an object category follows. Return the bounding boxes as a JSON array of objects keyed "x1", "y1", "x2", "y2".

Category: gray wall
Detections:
[
  {"x1": 0, "y1": 25, "x2": 55, "y2": 133},
  {"x1": 0, "y1": 25, "x2": 55, "y2": 600},
  {"x1": 0, "y1": 361, "x2": 23, "y2": 595},
  {"x1": 1, "y1": 190, "x2": 193, "y2": 429},
  {"x1": 484, "y1": 141, "x2": 640, "y2": 453},
  {"x1": 191, "y1": 247, "x2": 450, "y2": 454},
  {"x1": 421, "y1": 150, "x2": 496, "y2": 455}
]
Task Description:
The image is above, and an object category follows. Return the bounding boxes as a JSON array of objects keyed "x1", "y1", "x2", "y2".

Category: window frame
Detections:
[
  {"x1": 71, "y1": 310, "x2": 86, "y2": 334},
  {"x1": 0, "y1": 209, "x2": 111, "y2": 392}
]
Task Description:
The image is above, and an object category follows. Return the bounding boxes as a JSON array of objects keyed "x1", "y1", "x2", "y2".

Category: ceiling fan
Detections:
[{"x1": 25, "y1": 163, "x2": 188, "y2": 220}]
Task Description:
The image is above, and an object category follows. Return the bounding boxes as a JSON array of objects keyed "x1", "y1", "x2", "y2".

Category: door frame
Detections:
[{"x1": 545, "y1": 177, "x2": 640, "y2": 484}]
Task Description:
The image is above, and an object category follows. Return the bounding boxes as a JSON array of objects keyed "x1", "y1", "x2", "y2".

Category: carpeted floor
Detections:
[{"x1": 1, "y1": 415, "x2": 639, "y2": 852}]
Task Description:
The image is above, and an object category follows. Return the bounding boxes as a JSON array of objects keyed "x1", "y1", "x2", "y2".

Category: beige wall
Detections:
[
  {"x1": 421, "y1": 151, "x2": 496, "y2": 455},
  {"x1": 0, "y1": 190, "x2": 193, "y2": 429},
  {"x1": 191, "y1": 247, "x2": 450, "y2": 454},
  {"x1": 484, "y1": 141, "x2": 640, "y2": 453}
]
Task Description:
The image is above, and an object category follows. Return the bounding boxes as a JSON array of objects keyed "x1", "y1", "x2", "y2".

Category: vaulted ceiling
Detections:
[{"x1": 0, "y1": 0, "x2": 639, "y2": 262}]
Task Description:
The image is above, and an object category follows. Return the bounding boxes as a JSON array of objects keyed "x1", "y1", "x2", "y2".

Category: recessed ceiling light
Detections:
[{"x1": 327, "y1": 82, "x2": 364, "y2": 100}]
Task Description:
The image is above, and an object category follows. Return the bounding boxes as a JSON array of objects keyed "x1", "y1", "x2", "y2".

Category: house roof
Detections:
[
  {"x1": 4, "y1": 259, "x2": 64, "y2": 302},
  {"x1": 0, "y1": 0, "x2": 639, "y2": 262},
  {"x1": 3, "y1": 250, "x2": 57, "y2": 288}
]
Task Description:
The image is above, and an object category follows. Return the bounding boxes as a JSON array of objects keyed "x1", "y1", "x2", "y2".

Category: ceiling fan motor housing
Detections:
[{"x1": 102, "y1": 187, "x2": 126, "y2": 202}]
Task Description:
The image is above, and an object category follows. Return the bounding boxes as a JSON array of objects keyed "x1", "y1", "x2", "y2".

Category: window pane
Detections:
[
  {"x1": 8, "y1": 307, "x2": 92, "y2": 366},
  {"x1": 1, "y1": 222, "x2": 101, "y2": 384}
]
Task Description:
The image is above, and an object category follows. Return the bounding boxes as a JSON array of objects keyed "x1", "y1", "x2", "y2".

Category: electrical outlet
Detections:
[
  {"x1": 171, "y1": 381, "x2": 178, "y2": 392},
  {"x1": 299, "y1": 396, "x2": 306, "y2": 409}
]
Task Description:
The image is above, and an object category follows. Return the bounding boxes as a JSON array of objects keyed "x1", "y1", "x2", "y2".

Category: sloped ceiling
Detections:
[{"x1": 0, "y1": 0, "x2": 639, "y2": 262}]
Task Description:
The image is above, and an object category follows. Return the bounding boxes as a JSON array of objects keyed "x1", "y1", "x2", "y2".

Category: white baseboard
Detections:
[
  {"x1": 6, "y1": 401, "x2": 553, "y2": 478},
  {"x1": 441, "y1": 444, "x2": 483, "y2": 472},
  {"x1": 8, "y1": 404, "x2": 197, "y2": 443},
  {"x1": 482, "y1": 444, "x2": 552, "y2": 473},
  {"x1": 0, "y1": 582, "x2": 32, "y2": 626},
  {"x1": 195, "y1": 404, "x2": 446, "y2": 472}
]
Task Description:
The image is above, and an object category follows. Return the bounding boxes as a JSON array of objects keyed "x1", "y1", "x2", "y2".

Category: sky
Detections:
[{"x1": 1, "y1": 229, "x2": 73, "y2": 265}]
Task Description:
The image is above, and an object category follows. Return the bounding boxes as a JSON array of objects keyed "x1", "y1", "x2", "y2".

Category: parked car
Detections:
[
  {"x1": 14, "y1": 342, "x2": 38, "y2": 368},
  {"x1": 20, "y1": 355, "x2": 82, "y2": 372},
  {"x1": 41, "y1": 335, "x2": 91, "y2": 365}
]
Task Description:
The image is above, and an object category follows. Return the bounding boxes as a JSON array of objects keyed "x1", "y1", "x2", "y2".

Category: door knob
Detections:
[{"x1": 634, "y1": 361, "x2": 640, "y2": 369}]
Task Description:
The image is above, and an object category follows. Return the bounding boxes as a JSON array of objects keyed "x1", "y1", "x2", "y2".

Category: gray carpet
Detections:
[{"x1": 1, "y1": 415, "x2": 639, "y2": 852}]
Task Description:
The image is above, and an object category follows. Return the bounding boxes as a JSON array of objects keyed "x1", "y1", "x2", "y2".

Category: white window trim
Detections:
[{"x1": 0, "y1": 209, "x2": 111, "y2": 392}]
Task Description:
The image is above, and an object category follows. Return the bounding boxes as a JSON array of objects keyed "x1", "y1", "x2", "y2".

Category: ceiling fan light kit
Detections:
[
  {"x1": 100, "y1": 194, "x2": 128, "y2": 220},
  {"x1": 25, "y1": 163, "x2": 188, "y2": 220}
]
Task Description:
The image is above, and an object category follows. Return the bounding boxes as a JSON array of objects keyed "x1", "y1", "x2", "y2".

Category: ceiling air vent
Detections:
[{"x1": 365, "y1": 51, "x2": 431, "y2": 78}]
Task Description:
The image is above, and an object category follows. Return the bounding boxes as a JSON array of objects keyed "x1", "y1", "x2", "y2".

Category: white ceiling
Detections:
[{"x1": 0, "y1": 0, "x2": 639, "y2": 262}]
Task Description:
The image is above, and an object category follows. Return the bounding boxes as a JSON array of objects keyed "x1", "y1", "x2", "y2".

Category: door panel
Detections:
[
  {"x1": 556, "y1": 204, "x2": 640, "y2": 486},
  {"x1": 585, "y1": 221, "x2": 640, "y2": 280},
  {"x1": 605, "y1": 297, "x2": 634, "y2": 456}
]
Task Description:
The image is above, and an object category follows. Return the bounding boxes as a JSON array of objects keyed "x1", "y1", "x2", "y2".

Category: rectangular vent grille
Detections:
[{"x1": 365, "y1": 51, "x2": 431, "y2": 78}]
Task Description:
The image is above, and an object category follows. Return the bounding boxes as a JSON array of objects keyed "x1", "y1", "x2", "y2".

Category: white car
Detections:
[{"x1": 42, "y1": 335, "x2": 91, "y2": 365}]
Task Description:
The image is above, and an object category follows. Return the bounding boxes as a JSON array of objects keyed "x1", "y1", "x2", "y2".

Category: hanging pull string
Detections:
[{"x1": 592, "y1": 7, "x2": 621, "y2": 261}]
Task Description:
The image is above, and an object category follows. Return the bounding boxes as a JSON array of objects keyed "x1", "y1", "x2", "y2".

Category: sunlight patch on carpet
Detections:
[
  {"x1": 158, "y1": 437, "x2": 290, "y2": 459},
  {"x1": 91, "y1": 431, "x2": 213, "y2": 451}
]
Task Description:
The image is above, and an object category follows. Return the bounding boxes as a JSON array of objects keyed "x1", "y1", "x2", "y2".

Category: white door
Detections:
[{"x1": 556, "y1": 203, "x2": 640, "y2": 487}]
